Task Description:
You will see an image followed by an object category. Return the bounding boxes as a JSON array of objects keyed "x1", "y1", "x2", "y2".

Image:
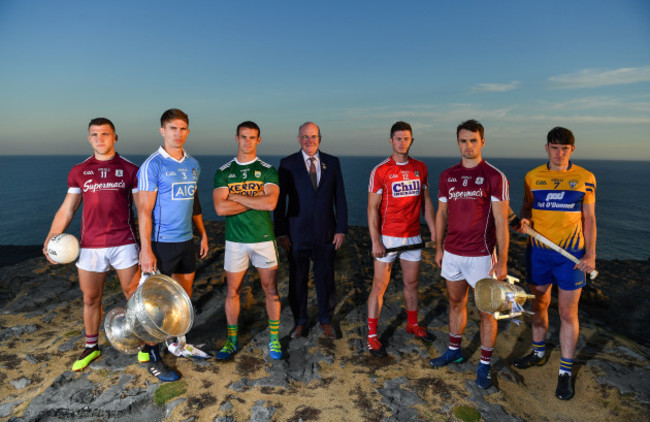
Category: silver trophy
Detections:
[
  {"x1": 104, "y1": 273, "x2": 194, "y2": 353},
  {"x1": 474, "y1": 275, "x2": 535, "y2": 320}
]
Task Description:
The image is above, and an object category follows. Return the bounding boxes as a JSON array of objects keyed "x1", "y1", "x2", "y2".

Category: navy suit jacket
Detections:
[{"x1": 274, "y1": 151, "x2": 348, "y2": 249}]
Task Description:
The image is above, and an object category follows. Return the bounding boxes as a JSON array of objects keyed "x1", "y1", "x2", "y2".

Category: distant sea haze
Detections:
[{"x1": 2, "y1": 155, "x2": 648, "y2": 261}]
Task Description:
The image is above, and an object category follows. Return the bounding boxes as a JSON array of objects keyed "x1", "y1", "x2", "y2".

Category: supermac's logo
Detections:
[
  {"x1": 391, "y1": 179, "x2": 420, "y2": 197},
  {"x1": 447, "y1": 187, "x2": 483, "y2": 200},
  {"x1": 172, "y1": 182, "x2": 196, "y2": 200}
]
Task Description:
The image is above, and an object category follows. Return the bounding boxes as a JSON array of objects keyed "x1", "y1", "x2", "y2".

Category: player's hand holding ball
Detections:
[{"x1": 46, "y1": 233, "x2": 80, "y2": 264}]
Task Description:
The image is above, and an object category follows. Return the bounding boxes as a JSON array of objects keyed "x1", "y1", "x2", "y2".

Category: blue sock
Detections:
[
  {"x1": 559, "y1": 357, "x2": 573, "y2": 375},
  {"x1": 533, "y1": 340, "x2": 546, "y2": 357}
]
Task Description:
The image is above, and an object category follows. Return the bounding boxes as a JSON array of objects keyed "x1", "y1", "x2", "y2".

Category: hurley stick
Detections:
[
  {"x1": 384, "y1": 241, "x2": 435, "y2": 253},
  {"x1": 508, "y1": 210, "x2": 598, "y2": 279}
]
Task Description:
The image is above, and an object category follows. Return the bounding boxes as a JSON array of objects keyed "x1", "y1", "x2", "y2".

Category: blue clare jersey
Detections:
[{"x1": 138, "y1": 146, "x2": 200, "y2": 242}]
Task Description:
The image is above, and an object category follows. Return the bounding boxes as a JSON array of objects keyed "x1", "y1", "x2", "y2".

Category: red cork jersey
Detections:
[{"x1": 368, "y1": 157, "x2": 429, "y2": 237}]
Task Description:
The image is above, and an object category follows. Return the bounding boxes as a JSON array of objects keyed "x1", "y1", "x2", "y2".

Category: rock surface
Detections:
[{"x1": 0, "y1": 222, "x2": 648, "y2": 421}]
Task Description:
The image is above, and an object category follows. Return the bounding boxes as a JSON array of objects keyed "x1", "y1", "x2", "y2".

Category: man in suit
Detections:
[{"x1": 274, "y1": 122, "x2": 348, "y2": 339}]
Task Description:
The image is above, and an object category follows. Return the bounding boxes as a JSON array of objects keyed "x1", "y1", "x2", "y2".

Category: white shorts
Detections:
[
  {"x1": 440, "y1": 250, "x2": 493, "y2": 288},
  {"x1": 224, "y1": 240, "x2": 278, "y2": 273},
  {"x1": 376, "y1": 235, "x2": 422, "y2": 263},
  {"x1": 76, "y1": 244, "x2": 139, "y2": 273}
]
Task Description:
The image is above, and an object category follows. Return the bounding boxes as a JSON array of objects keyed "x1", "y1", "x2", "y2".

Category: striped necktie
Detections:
[{"x1": 309, "y1": 157, "x2": 318, "y2": 190}]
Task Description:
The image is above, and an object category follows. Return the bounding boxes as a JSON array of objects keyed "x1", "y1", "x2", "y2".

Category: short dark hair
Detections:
[
  {"x1": 390, "y1": 121, "x2": 412, "y2": 138},
  {"x1": 237, "y1": 121, "x2": 261, "y2": 137},
  {"x1": 456, "y1": 119, "x2": 484, "y2": 139},
  {"x1": 547, "y1": 126, "x2": 575, "y2": 145},
  {"x1": 160, "y1": 108, "x2": 189, "y2": 127},
  {"x1": 88, "y1": 117, "x2": 115, "y2": 132}
]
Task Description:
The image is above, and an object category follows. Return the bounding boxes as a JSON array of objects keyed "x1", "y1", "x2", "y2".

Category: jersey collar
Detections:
[
  {"x1": 158, "y1": 146, "x2": 188, "y2": 163},
  {"x1": 546, "y1": 161, "x2": 573, "y2": 171}
]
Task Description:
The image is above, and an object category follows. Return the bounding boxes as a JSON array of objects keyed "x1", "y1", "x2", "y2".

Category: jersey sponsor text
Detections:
[
  {"x1": 83, "y1": 179, "x2": 126, "y2": 193},
  {"x1": 172, "y1": 182, "x2": 196, "y2": 200},
  {"x1": 391, "y1": 179, "x2": 421, "y2": 197}
]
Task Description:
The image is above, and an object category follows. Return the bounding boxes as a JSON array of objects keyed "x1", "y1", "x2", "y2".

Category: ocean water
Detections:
[{"x1": 1, "y1": 155, "x2": 648, "y2": 261}]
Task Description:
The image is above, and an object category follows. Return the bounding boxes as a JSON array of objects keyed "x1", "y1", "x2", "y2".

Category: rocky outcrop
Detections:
[{"x1": 1, "y1": 222, "x2": 648, "y2": 421}]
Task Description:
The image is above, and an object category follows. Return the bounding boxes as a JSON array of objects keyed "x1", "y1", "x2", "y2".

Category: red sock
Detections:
[
  {"x1": 367, "y1": 318, "x2": 378, "y2": 337},
  {"x1": 480, "y1": 346, "x2": 494, "y2": 365},
  {"x1": 449, "y1": 333, "x2": 462, "y2": 350},
  {"x1": 406, "y1": 309, "x2": 418, "y2": 327},
  {"x1": 85, "y1": 334, "x2": 98, "y2": 348}
]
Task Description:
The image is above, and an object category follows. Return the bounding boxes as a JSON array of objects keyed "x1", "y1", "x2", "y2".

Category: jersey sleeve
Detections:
[
  {"x1": 523, "y1": 171, "x2": 534, "y2": 205},
  {"x1": 583, "y1": 171, "x2": 596, "y2": 204},
  {"x1": 368, "y1": 166, "x2": 383, "y2": 194},
  {"x1": 137, "y1": 159, "x2": 160, "y2": 192},
  {"x1": 130, "y1": 164, "x2": 139, "y2": 193},
  {"x1": 489, "y1": 169, "x2": 509, "y2": 202},
  {"x1": 213, "y1": 167, "x2": 228, "y2": 189},
  {"x1": 438, "y1": 171, "x2": 448, "y2": 202},
  {"x1": 265, "y1": 166, "x2": 279, "y2": 187},
  {"x1": 422, "y1": 164, "x2": 429, "y2": 191},
  {"x1": 67, "y1": 166, "x2": 82, "y2": 194}
]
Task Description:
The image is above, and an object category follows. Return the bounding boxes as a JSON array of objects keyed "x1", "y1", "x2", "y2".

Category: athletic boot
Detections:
[
  {"x1": 513, "y1": 350, "x2": 548, "y2": 369},
  {"x1": 406, "y1": 325, "x2": 436, "y2": 343},
  {"x1": 147, "y1": 345, "x2": 180, "y2": 382},
  {"x1": 268, "y1": 339, "x2": 282, "y2": 360},
  {"x1": 367, "y1": 336, "x2": 387, "y2": 357},
  {"x1": 476, "y1": 363, "x2": 493, "y2": 389},
  {"x1": 72, "y1": 345, "x2": 100, "y2": 371},
  {"x1": 555, "y1": 373, "x2": 575, "y2": 400},
  {"x1": 137, "y1": 350, "x2": 150, "y2": 363},
  {"x1": 148, "y1": 360, "x2": 180, "y2": 382},
  {"x1": 216, "y1": 340, "x2": 238, "y2": 360},
  {"x1": 429, "y1": 348, "x2": 464, "y2": 368}
]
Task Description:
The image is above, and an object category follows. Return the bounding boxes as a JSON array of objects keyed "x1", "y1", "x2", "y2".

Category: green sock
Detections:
[
  {"x1": 268, "y1": 319, "x2": 280, "y2": 342},
  {"x1": 227, "y1": 324, "x2": 238, "y2": 346}
]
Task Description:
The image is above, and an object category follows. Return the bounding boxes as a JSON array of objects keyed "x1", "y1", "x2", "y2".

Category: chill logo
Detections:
[
  {"x1": 171, "y1": 182, "x2": 196, "y2": 200},
  {"x1": 228, "y1": 182, "x2": 264, "y2": 196},
  {"x1": 391, "y1": 179, "x2": 421, "y2": 197}
]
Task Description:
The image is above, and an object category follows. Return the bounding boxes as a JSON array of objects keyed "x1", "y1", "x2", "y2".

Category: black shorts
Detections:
[{"x1": 152, "y1": 239, "x2": 196, "y2": 276}]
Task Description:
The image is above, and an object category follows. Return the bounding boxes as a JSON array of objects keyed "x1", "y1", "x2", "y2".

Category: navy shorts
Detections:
[
  {"x1": 525, "y1": 246, "x2": 586, "y2": 291},
  {"x1": 152, "y1": 239, "x2": 196, "y2": 276}
]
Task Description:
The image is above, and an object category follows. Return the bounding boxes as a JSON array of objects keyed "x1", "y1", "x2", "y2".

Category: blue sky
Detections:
[{"x1": 1, "y1": 0, "x2": 649, "y2": 160}]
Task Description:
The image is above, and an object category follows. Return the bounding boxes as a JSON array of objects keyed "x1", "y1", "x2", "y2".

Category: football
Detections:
[{"x1": 47, "y1": 233, "x2": 80, "y2": 264}]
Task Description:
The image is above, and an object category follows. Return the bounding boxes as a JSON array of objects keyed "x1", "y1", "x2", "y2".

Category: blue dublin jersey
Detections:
[{"x1": 138, "y1": 146, "x2": 200, "y2": 242}]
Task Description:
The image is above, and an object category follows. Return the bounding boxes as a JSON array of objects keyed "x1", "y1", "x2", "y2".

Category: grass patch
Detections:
[
  {"x1": 453, "y1": 405, "x2": 481, "y2": 422},
  {"x1": 64, "y1": 330, "x2": 81, "y2": 337},
  {"x1": 154, "y1": 380, "x2": 187, "y2": 406}
]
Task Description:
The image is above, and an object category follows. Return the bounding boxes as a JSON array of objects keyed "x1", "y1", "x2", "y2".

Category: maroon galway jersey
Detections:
[{"x1": 67, "y1": 154, "x2": 139, "y2": 248}]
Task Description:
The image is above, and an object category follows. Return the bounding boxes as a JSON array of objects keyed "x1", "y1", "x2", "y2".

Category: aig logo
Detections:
[
  {"x1": 544, "y1": 192, "x2": 565, "y2": 201},
  {"x1": 171, "y1": 182, "x2": 196, "y2": 200}
]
